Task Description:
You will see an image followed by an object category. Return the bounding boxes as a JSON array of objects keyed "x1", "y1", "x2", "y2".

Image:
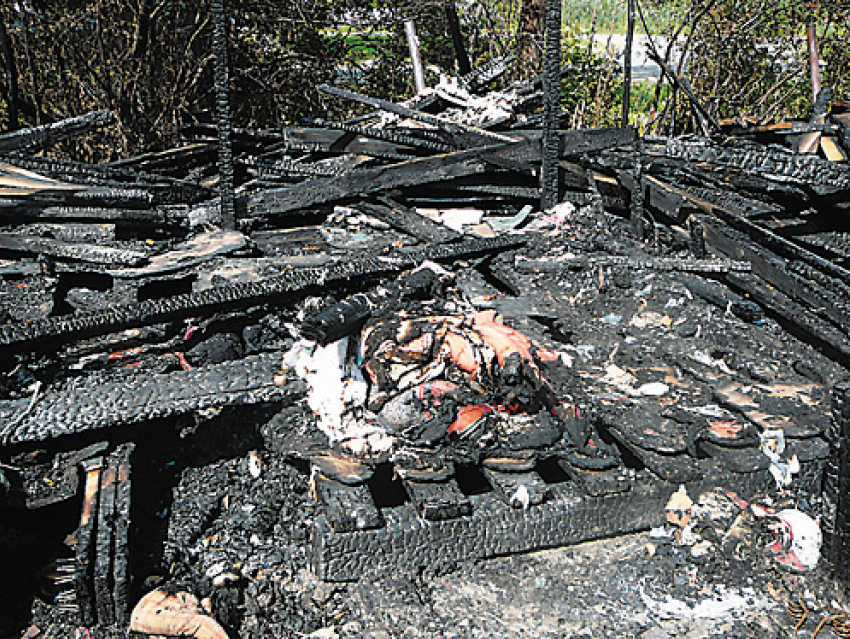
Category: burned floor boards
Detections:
[{"x1": 310, "y1": 455, "x2": 798, "y2": 582}]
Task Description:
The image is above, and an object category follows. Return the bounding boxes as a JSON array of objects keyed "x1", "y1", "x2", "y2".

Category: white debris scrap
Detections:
[
  {"x1": 282, "y1": 338, "x2": 393, "y2": 454},
  {"x1": 759, "y1": 428, "x2": 800, "y2": 488}
]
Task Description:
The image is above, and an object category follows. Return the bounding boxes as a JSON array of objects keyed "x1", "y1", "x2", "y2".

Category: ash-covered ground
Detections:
[{"x1": 2, "y1": 203, "x2": 848, "y2": 638}]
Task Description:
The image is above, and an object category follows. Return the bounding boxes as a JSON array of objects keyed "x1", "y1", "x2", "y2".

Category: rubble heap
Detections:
[{"x1": 0, "y1": 55, "x2": 849, "y2": 637}]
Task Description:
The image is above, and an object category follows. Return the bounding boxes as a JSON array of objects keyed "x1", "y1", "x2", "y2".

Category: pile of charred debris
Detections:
[{"x1": 2, "y1": 53, "x2": 850, "y2": 638}]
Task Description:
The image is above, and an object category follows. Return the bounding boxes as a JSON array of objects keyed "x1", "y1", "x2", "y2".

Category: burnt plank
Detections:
[
  {"x1": 360, "y1": 200, "x2": 461, "y2": 244},
  {"x1": 111, "y1": 443, "x2": 134, "y2": 623},
  {"x1": 312, "y1": 471, "x2": 383, "y2": 533},
  {"x1": 480, "y1": 467, "x2": 549, "y2": 508},
  {"x1": 700, "y1": 215, "x2": 850, "y2": 332},
  {"x1": 647, "y1": 176, "x2": 850, "y2": 286},
  {"x1": 74, "y1": 457, "x2": 103, "y2": 625},
  {"x1": 399, "y1": 476, "x2": 472, "y2": 521},
  {"x1": 558, "y1": 127, "x2": 637, "y2": 157},
  {"x1": 726, "y1": 271, "x2": 850, "y2": 365},
  {"x1": 0, "y1": 232, "x2": 147, "y2": 266},
  {"x1": 0, "y1": 110, "x2": 115, "y2": 152},
  {"x1": 245, "y1": 140, "x2": 538, "y2": 218},
  {"x1": 93, "y1": 463, "x2": 117, "y2": 624}
]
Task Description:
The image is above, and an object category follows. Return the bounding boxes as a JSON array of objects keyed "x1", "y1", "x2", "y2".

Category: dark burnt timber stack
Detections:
[{"x1": 1, "y1": 25, "x2": 850, "y2": 637}]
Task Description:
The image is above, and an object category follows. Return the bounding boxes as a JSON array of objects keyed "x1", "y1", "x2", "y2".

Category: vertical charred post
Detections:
[
  {"x1": 825, "y1": 380, "x2": 850, "y2": 584},
  {"x1": 541, "y1": 0, "x2": 562, "y2": 210},
  {"x1": 211, "y1": 0, "x2": 236, "y2": 230},
  {"x1": 621, "y1": 0, "x2": 635, "y2": 128},
  {"x1": 445, "y1": 1, "x2": 472, "y2": 76}
]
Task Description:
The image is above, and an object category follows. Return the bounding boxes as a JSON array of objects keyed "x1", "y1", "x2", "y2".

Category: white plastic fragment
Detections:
[{"x1": 634, "y1": 382, "x2": 669, "y2": 397}]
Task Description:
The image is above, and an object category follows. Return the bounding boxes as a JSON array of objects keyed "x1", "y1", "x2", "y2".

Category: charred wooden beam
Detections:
[
  {"x1": 0, "y1": 110, "x2": 115, "y2": 152},
  {"x1": 700, "y1": 216, "x2": 850, "y2": 335},
  {"x1": 93, "y1": 462, "x2": 118, "y2": 624},
  {"x1": 245, "y1": 139, "x2": 538, "y2": 218},
  {"x1": 725, "y1": 271, "x2": 850, "y2": 366},
  {"x1": 0, "y1": 202, "x2": 179, "y2": 227},
  {"x1": 211, "y1": 0, "x2": 236, "y2": 229},
  {"x1": 0, "y1": 352, "x2": 306, "y2": 445},
  {"x1": 360, "y1": 199, "x2": 461, "y2": 244},
  {"x1": 559, "y1": 127, "x2": 637, "y2": 157},
  {"x1": 110, "y1": 443, "x2": 134, "y2": 624},
  {"x1": 0, "y1": 232, "x2": 148, "y2": 267},
  {"x1": 652, "y1": 137, "x2": 850, "y2": 196},
  {"x1": 445, "y1": 2, "x2": 472, "y2": 76},
  {"x1": 303, "y1": 118, "x2": 456, "y2": 154},
  {"x1": 825, "y1": 381, "x2": 850, "y2": 584},
  {"x1": 0, "y1": 153, "x2": 212, "y2": 204},
  {"x1": 0, "y1": 236, "x2": 523, "y2": 351},
  {"x1": 313, "y1": 461, "x2": 776, "y2": 581},
  {"x1": 74, "y1": 457, "x2": 103, "y2": 625},
  {"x1": 644, "y1": 176, "x2": 850, "y2": 288},
  {"x1": 516, "y1": 254, "x2": 751, "y2": 274},
  {"x1": 540, "y1": 0, "x2": 562, "y2": 210},
  {"x1": 459, "y1": 56, "x2": 515, "y2": 94}
]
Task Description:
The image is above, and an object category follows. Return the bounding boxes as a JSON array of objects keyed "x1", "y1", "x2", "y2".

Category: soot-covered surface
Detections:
[{"x1": 1, "y1": 201, "x2": 846, "y2": 638}]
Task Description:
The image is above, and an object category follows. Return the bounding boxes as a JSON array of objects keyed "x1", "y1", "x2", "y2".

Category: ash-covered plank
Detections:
[
  {"x1": 0, "y1": 352, "x2": 306, "y2": 445},
  {"x1": 245, "y1": 139, "x2": 539, "y2": 218},
  {"x1": 74, "y1": 457, "x2": 103, "y2": 625},
  {"x1": 111, "y1": 443, "x2": 134, "y2": 623},
  {"x1": 312, "y1": 472, "x2": 383, "y2": 533},
  {"x1": 480, "y1": 467, "x2": 549, "y2": 508},
  {"x1": 93, "y1": 463, "x2": 117, "y2": 624},
  {"x1": 0, "y1": 110, "x2": 116, "y2": 152},
  {"x1": 399, "y1": 476, "x2": 472, "y2": 521},
  {"x1": 357, "y1": 200, "x2": 460, "y2": 244}
]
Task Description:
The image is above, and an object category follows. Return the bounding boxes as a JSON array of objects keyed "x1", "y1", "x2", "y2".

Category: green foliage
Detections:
[{"x1": 643, "y1": 0, "x2": 850, "y2": 133}]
